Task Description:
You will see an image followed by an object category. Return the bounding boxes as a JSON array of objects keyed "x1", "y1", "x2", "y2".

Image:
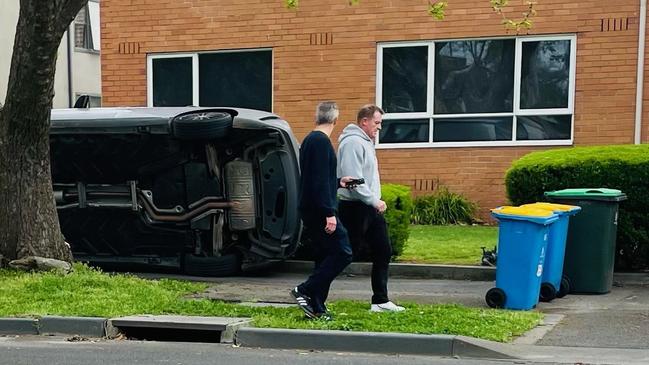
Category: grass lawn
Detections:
[
  {"x1": 0, "y1": 264, "x2": 540, "y2": 343},
  {"x1": 397, "y1": 225, "x2": 498, "y2": 265}
]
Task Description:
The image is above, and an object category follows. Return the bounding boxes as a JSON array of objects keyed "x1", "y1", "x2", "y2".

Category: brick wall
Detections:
[{"x1": 101, "y1": 0, "x2": 645, "y2": 219}]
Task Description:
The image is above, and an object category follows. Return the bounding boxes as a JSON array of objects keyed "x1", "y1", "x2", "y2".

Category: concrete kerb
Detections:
[
  {"x1": 512, "y1": 314, "x2": 564, "y2": 345},
  {"x1": 0, "y1": 318, "x2": 38, "y2": 335},
  {"x1": 235, "y1": 327, "x2": 516, "y2": 359},
  {"x1": 39, "y1": 316, "x2": 108, "y2": 337},
  {"x1": 4, "y1": 314, "x2": 646, "y2": 363},
  {"x1": 0, "y1": 316, "x2": 107, "y2": 338},
  {"x1": 279, "y1": 260, "x2": 497, "y2": 281},
  {"x1": 0, "y1": 314, "x2": 532, "y2": 360},
  {"x1": 0, "y1": 315, "x2": 517, "y2": 359},
  {"x1": 14, "y1": 316, "x2": 647, "y2": 364},
  {"x1": 279, "y1": 260, "x2": 649, "y2": 285}
]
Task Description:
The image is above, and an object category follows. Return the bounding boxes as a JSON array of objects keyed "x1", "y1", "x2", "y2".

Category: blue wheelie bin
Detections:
[
  {"x1": 521, "y1": 203, "x2": 581, "y2": 302},
  {"x1": 486, "y1": 206, "x2": 558, "y2": 310}
]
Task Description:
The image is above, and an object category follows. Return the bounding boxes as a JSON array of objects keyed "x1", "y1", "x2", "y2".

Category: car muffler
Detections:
[{"x1": 224, "y1": 160, "x2": 256, "y2": 231}]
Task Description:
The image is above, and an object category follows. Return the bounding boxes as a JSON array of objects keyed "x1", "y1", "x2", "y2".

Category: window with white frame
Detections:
[
  {"x1": 148, "y1": 49, "x2": 272, "y2": 111},
  {"x1": 74, "y1": 1, "x2": 101, "y2": 52},
  {"x1": 376, "y1": 35, "x2": 575, "y2": 147}
]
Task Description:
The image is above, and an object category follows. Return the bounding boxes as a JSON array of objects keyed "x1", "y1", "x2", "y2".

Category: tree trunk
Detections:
[{"x1": 0, "y1": 0, "x2": 87, "y2": 263}]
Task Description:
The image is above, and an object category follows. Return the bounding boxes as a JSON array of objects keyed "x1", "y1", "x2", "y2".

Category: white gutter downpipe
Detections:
[{"x1": 635, "y1": 0, "x2": 647, "y2": 144}]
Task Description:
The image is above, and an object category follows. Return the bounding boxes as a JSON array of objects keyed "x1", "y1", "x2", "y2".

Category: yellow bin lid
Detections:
[
  {"x1": 491, "y1": 206, "x2": 556, "y2": 218},
  {"x1": 521, "y1": 202, "x2": 580, "y2": 212}
]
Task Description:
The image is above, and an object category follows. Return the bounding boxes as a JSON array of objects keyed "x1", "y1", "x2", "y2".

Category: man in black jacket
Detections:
[{"x1": 291, "y1": 101, "x2": 354, "y2": 320}]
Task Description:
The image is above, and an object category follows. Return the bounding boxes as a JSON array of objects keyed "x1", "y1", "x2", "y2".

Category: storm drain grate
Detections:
[
  {"x1": 110, "y1": 315, "x2": 252, "y2": 343},
  {"x1": 118, "y1": 327, "x2": 223, "y2": 343}
]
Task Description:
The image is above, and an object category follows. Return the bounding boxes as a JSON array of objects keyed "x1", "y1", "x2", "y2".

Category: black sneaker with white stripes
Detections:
[
  {"x1": 290, "y1": 287, "x2": 316, "y2": 319},
  {"x1": 315, "y1": 311, "x2": 333, "y2": 321}
]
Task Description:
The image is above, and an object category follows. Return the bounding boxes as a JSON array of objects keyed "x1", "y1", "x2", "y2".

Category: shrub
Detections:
[
  {"x1": 381, "y1": 184, "x2": 414, "y2": 258},
  {"x1": 505, "y1": 144, "x2": 649, "y2": 271},
  {"x1": 411, "y1": 187, "x2": 477, "y2": 225}
]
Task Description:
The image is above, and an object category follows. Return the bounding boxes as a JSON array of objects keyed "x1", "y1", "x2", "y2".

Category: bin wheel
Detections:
[
  {"x1": 486, "y1": 288, "x2": 506, "y2": 309},
  {"x1": 539, "y1": 282, "x2": 557, "y2": 302},
  {"x1": 557, "y1": 276, "x2": 571, "y2": 298}
]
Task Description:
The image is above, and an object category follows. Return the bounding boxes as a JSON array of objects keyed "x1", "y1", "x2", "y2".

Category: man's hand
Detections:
[
  {"x1": 375, "y1": 200, "x2": 387, "y2": 214},
  {"x1": 339, "y1": 176, "x2": 354, "y2": 188},
  {"x1": 325, "y1": 216, "x2": 337, "y2": 234}
]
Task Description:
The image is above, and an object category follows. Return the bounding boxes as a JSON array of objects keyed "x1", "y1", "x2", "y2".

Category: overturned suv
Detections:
[{"x1": 50, "y1": 107, "x2": 301, "y2": 276}]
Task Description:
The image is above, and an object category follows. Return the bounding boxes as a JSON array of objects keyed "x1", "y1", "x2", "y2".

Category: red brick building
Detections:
[{"x1": 100, "y1": 0, "x2": 649, "y2": 218}]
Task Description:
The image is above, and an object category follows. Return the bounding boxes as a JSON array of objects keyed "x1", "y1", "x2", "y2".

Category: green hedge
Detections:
[
  {"x1": 292, "y1": 184, "x2": 413, "y2": 261},
  {"x1": 505, "y1": 144, "x2": 649, "y2": 271},
  {"x1": 381, "y1": 184, "x2": 413, "y2": 258}
]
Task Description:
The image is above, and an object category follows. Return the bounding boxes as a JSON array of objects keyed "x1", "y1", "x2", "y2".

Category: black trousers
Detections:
[
  {"x1": 338, "y1": 200, "x2": 392, "y2": 304},
  {"x1": 298, "y1": 215, "x2": 353, "y2": 313}
]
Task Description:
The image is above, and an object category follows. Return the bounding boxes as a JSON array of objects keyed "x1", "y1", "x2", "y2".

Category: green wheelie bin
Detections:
[{"x1": 544, "y1": 188, "x2": 627, "y2": 294}]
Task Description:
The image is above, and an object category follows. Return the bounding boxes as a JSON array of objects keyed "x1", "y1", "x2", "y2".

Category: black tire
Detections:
[
  {"x1": 183, "y1": 253, "x2": 240, "y2": 277},
  {"x1": 539, "y1": 282, "x2": 557, "y2": 302},
  {"x1": 172, "y1": 111, "x2": 233, "y2": 140},
  {"x1": 485, "y1": 287, "x2": 506, "y2": 309},
  {"x1": 557, "y1": 276, "x2": 571, "y2": 298}
]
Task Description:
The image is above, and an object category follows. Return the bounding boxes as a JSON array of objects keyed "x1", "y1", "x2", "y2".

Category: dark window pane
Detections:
[
  {"x1": 153, "y1": 57, "x2": 193, "y2": 107},
  {"x1": 516, "y1": 115, "x2": 571, "y2": 140},
  {"x1": 199, "y1": 51, "x2": 272, "y2": 112},
  {"x1": 74, "y1": 6, "x2": 93, "y2": 49},
  {"x1": 379, "y1": 119, "x2": 429, "y2": 143},
  {"x1": 382, "y1": 46, "x2": 428, "y2": 113},
  {"x1": 433, "y1": 117, "x2": 512, "y2": 142},
  {"x1": 520, "y1": 40, "x2": 571, "y2": 109},
  {"x1": 434, "y1": 40, "x2": 514, "y2": 114}
]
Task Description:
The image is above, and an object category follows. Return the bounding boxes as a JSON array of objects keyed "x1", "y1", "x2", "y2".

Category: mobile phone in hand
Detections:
[{"x1": 346, "y1": 178, "x2": 365, "y2": 188}]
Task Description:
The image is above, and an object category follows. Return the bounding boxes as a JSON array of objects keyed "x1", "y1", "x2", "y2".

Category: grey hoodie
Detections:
[{"x1": 337, "y1": 123, "x2": 381, "y2": 207}]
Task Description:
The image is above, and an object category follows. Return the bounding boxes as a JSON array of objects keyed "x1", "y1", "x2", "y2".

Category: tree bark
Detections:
[{"x1": 0, "y1": 0, "x2": 87, "y2": 263}]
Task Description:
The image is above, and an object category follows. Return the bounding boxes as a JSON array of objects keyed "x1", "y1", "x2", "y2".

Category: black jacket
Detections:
[{"x1": 298, "y1": 130, "x2": 339, "y2": 220}]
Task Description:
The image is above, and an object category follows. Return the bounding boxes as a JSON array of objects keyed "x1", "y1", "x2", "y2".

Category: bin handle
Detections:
[{"x1": 586, "y1": 189, "x2": 603, "y2": 194}]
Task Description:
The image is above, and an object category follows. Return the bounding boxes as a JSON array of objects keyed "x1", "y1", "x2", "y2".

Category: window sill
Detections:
[
  {"x1": 375, "y1": 139, "x2": 573, "y2": 149},
  {"x1": 74, "y1": 47, "x2": 100, "y2": 55}
]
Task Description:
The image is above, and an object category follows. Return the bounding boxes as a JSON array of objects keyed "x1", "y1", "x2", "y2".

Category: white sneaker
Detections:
[{"x1": 370, "y1": 301, "x2": 405, "y2": 312}]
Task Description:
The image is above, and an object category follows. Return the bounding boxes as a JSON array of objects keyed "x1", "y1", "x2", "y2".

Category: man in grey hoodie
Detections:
[{"x1": 337, "y1": 104, "x2": 405, "y2": 312}]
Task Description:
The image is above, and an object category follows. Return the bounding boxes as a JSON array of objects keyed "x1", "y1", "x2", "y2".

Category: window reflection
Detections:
[
  {"x1": 517, "y1": 115, "x2": 571, "y2": 140},
  {"x1": 520, "y1": 40, "x2": 571, "y2": 109},
  {"x1": 433, "y1": 117, "x2": 512, "y2": 142},
  {"x1": 379, "y1": 119, "x2": 429, "y2": 143},
  {"x1": 434, "y1": 40, "x2": 514, "y2": 114},
  {"x1": 382, "y1": 47, "x2": 428, "y2": 113}
]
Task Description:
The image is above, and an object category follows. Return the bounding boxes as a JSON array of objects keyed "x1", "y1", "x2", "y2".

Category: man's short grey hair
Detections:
[{"x1": 315, "y1": 101, "x2": 339, "y2": 125}]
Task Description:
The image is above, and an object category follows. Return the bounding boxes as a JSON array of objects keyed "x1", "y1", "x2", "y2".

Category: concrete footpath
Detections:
[{"x1": 2, "y1": 261, "x2": 649, "y2": 364}]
